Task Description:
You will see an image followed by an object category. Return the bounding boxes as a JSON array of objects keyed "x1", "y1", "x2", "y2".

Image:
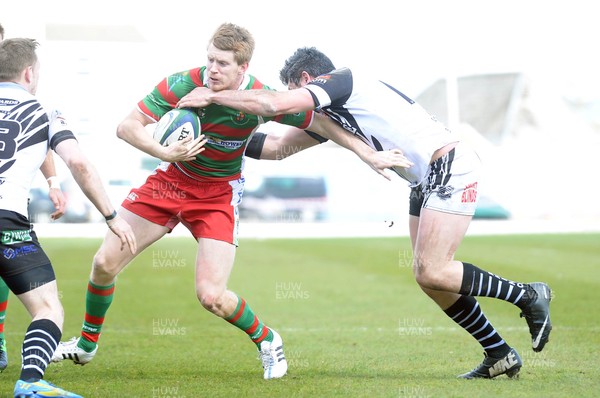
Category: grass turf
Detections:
[{"x1": 2, "y1": 233, "x2": 599, "y2": 397}]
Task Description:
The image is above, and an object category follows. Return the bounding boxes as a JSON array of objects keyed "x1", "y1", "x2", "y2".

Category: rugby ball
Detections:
[{"x1": 152, "y1": 109, "x2": 201, "y2": 146}]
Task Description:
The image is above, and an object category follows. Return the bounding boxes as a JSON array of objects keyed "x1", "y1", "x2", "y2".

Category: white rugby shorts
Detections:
[{"x1": 409, "y1": 143, "x2": 481, "y2": 216}]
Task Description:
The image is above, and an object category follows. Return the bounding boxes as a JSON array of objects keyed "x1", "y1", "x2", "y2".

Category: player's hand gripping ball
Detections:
[{"x1": 153, "y1": 109, "x2": 201, "y2": 146}]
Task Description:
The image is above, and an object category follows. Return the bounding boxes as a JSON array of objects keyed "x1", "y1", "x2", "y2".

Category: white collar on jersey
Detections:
[{"x1": 237, "y1": 74, "x2": 251, "y2": 90}]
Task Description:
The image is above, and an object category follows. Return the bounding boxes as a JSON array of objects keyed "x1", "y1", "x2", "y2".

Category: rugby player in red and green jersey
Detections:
[
  {"x1": 137, "y1": 62, "x2": 312, "y2": 181},
  {"x1": 52, "y1": 22, "x2": 319, "y2": 380}
]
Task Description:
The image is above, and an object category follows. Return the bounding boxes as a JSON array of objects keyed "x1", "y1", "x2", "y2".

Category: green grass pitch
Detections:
[{"x1": 2, "y1": 233, "x2": 599, "y2": 397}]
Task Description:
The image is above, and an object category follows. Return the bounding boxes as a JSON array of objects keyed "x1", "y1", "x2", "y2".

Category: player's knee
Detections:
[
  {"x1": 196, "y1": 289, "x2": 221, "y2": 313},
  {"x1": 413, "y1": 263, "x2": 444, "y2": 290},
  {"x1": 92, "y1": 250, "x2": 119, "y2": 280}
]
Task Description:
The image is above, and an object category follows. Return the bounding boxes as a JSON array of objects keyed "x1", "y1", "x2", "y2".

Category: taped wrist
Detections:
[
  {"x1": 245, "y1": 132, "x2": 267, "y2": 159},
  {"x1": 46, "y1": 176, "x2": 60, "y2": 190}
]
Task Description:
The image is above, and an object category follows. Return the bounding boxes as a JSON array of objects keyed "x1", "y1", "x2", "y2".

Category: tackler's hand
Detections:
[
  {"x1": 364, "y1": 148, "x2": 414, "y2": 180},
  {"x1": 177, "y1": 87, "x2": 214, "y2": 109}
]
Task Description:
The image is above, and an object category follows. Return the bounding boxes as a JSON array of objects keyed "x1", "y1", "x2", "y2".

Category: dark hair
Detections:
[
  {"x1": 0, "y1": 23, "x2": 4, "y2": 40},
  {"x1": 279, "y1": 47, "x2": 335, "y2": 86}
]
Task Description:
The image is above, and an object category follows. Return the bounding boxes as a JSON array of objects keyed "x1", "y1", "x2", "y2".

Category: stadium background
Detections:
[{"x1": 1, "y1": 1, "x2": 599, "y2": 231}]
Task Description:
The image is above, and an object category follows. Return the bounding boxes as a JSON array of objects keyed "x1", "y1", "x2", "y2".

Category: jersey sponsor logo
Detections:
[
  {"x1": 207, "y1": 137, "x2": 244, "y2": 150},
  {"x1": 3, "y1": 244, "x2": 38, "y2": 260},
  {"x1": 0, "y1": 98, "x2": 19, "y2": 106},
  {"x1": 461, "y1": 182, "x2": 478, "y2": 203},
  {"x1": 167, "y1": 75, "x2": 187, "y2": 93},
  {"x1": 1, "y1": 229, "x2": 33, "y2": 245},
  {"x1": 312, "y1": 75, "x2": 332, "y2": 85}
]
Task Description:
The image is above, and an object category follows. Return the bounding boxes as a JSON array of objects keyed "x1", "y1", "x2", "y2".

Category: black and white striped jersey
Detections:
[
  {"x1": 304, "y1": 67, "x2": 457, "y2": 185},
  {"x1": 0, "y1": 82, "x2": 75, "y2": 217}
]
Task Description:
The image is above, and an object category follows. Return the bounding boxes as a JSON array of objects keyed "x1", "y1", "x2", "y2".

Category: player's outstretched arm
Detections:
[
  {"x1": 53, "y1": 139, "x2": 137, "y2": 254},
  {"x1": 178, "y1": 87, "x2": 315, "y2": 116},
  {"x1": 309, "y1": 113, "x2": 413, "y2": 180}
]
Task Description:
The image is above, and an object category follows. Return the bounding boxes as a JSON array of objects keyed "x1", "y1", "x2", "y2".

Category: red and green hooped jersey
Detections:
[{"x1": 138, "y1": 67, "x2": 313, "y2": 181}]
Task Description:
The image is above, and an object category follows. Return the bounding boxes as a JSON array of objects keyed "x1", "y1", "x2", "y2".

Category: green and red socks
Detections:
[
  {"x1": 78, "y1": 285, "x2": 270, "y2": 352},
  {"x1": 79, "y1": 280, "x2": 115, "y2": 353},
  {"x1": 226, "y1": 296, "x2": 273, "y2": 347},
  {"x1": 0, "y1": 278, "x2": 9, "y2": 345}
]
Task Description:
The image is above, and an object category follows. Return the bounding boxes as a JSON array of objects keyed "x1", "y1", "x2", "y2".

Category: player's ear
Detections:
[
  {"x1": 238, "y1": 62, "x2": 249, "y2": 75},
  {"x1": 300, "y1": 71, "x2": 312, "y2": 86},
  {"x1": 24, "y1": 65, "x2": 34, "y2": 83}
]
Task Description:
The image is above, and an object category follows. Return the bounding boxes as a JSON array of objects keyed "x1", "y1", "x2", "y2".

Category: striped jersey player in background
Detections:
[
  {"x1": 177, "y1": 46, "x2": 553, "y2": 380},
  {"x1": 0, "y1": 21, "x2": 69, "y2": 375},
  {"x1": 0, "y1": 37, "x2": 136, "y2": 398}
]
